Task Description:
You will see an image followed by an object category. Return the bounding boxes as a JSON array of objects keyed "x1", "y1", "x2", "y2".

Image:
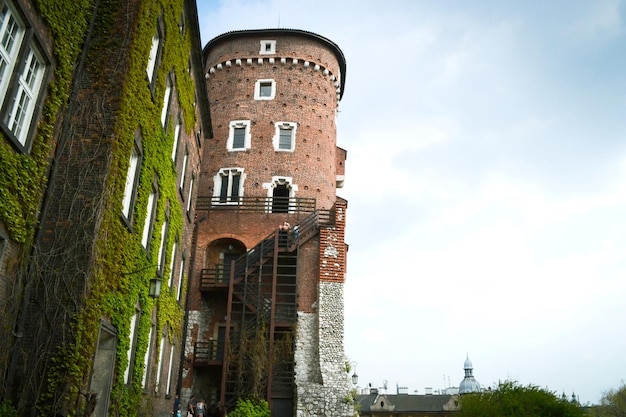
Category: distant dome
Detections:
[{"x1": 459, "y1": 355, "x2": 481, "y2": 394}]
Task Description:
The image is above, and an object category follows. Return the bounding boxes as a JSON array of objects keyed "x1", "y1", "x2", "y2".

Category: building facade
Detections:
[
  {"x1": 0, "y1": 0, "x2": 210, "y2": 416},
  {"x1": 181, "y1": 29, "x2": 352, "y2": 417}
]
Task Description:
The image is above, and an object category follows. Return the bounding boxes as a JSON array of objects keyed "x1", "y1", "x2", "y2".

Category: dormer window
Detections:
[{"x1": 259, "y1": 40, "x2": 276, "y2": 55}]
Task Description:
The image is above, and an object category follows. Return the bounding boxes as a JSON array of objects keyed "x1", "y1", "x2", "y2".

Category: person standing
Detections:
[
  {"x1": 172, "y1": 394, "x2": 181, "y2": 417},
  {"x1": 196, "y1": 399, "x2": 205, "y2": 417},
  {"x1": 187, "y1": 395, "x2": 197, "y2": 417}
]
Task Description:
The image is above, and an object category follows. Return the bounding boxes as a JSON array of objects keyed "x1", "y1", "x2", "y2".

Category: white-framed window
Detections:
[
  {"x1": 179, "y1": 149, "x2": 188, "y2": 192},
  {"x1": 273, "y1": 121, "x2": 297, "y2": 152},
  {"x1": 214, "y1": 168, "x2": 244, "y2": 204},
  {"x1": 172, "y1": 118, "x2": 181, "y2": 161},
  {"x1": 165, "y1": 344, "x2": 175, "y2": 396},
  {"x1": 160, "y1": 75, "x2": 172, "y2": 127},
  {"x1": 259, "y1": 40, "x2": 276, "y2": 55},
  {"x1": 0, "y1": 2, "x2": 25, "y2": 103},
  {"x1": 124, "y1": 309, "x2": 140, "y2": 384},
  {"x1": 155, "y1": 334, "x2": 166, "y2": 393},
  {"x1": 121, "y1": 135, "x2": 142, "y2": 222},
  {"x1": 146, "y1": 33, "x2": 160, "y2": 83},
  {"x1": 0, "y1": 1, "x2": 50, "y2": 151},
  {"x1": 168, "y1": 240, "x2": 177, "y2": 288},
  {"x1": 141, "y1": 324, "x2": 154, "y2": 389},
  {"x1": 176, "y1": 256, "x2": 184, "y2": 301},
  {"x1": 141, "y1": 182, "x2": 158, "y2": 250},
  {"x1": 254, "y1": 79, "x2": 275, "y2": 100},
  {"x1": 226, "y1": 120, "x2": 251, "y2": 151},
  {"x1": 156, "y1": 215, "x2": 168, "y2": 275},
  {"x1": 186, "y1": 175, "x2": 194, "y2": 215}
]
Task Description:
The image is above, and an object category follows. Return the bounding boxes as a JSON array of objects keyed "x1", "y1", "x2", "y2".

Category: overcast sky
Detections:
[{"x1": 198, "y1": 0, "x2": 626, "y2": 404}]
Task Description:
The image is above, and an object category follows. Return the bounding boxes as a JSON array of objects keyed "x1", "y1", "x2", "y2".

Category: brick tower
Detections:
[{"x1": 182, "y1": 29, "x2": 351, "y2": 416}]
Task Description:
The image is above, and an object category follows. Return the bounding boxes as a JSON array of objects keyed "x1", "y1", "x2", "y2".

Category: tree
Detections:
[
  {"x1": 592, "y1": 383, "x2": 626, "y2": 417},
  {"x1": 458, "y1": 380, "x2": 586, "y2": 417}
]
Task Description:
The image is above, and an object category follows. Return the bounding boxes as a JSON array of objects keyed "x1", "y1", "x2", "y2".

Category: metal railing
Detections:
[
  {"x1": 194, "y1": 340, "x2": 223, "y2": 364},
  {"x1": 195, "y1": 196, "x2": 317, "y2": 214}
]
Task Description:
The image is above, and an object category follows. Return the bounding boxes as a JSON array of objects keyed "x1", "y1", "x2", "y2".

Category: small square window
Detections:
[
  {"x1": 260, "y1": 82, "x2": 272, "y2": 97},
  {"x1": 254, "y1": 79, "x2": 275, "y2": 100},
  {"x1": 259, "y1": 40, "x2": 276, "y2": 55}
]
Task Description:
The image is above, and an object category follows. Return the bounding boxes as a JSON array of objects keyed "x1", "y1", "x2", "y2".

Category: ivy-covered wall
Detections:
[{"x1": 3, "y1": 0, "x2": 206, "y2": 416}]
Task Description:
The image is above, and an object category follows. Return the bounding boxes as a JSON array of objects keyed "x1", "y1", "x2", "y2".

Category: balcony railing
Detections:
[
  {"x1": 194, "y1": 340, "x2": 223, "y2": 365},
  {"x1": 200, "y1": 267, "x2": 230, "y2": 290},
  {"x1": 196, "y1": 196, "x2": 317, "y2": 214}
]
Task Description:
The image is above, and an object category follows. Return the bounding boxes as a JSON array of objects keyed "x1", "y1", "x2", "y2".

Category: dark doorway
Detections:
[
  {"x1": 222, "y1": 252, "x2": 238, "y2": 283},
  {"x1": 272, "y1": 184, "x2": 289, "y2": 213}
]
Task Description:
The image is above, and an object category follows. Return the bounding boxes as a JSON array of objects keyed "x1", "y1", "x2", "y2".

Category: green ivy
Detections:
[
  {"x1": 17, "y1": 0, "x2": 200, "y2": 415},
  {"x1": 0, "y1": 0, "x2": 93, "y2": 243}
]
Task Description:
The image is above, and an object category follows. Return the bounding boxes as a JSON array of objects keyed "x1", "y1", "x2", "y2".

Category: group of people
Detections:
[
  {"x1": 173, "y1": 395, "x2": 224, "y2": 417},
  {"x1": 278, "y1": 221, "x2": 300, "y2": 242}
]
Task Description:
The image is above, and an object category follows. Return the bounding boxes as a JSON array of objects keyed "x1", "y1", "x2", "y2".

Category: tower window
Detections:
[
  {"x1": 273, "y1": 121, "x2": 297, "y2": 152},
  {"x1": 254, "y1": 79, "x2": 275, "y2": 100},
  {"x1": 259, "y1": 40, "x2": 276, "y2": 55},
  {"x1": 227, "y1": 120, "x2": 251, "y2": 151},
  {"x1": 214, "y1": 168, "x2": 244, "y2": 204}
]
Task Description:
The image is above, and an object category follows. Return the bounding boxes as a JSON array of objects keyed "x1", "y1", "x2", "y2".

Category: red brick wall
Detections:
[
  {"x1": 200, "y1": 32, "x2": 343, "y2": 211},
  {"x1": 319, "y1": 198, "x2": 347, "y2": 283}
]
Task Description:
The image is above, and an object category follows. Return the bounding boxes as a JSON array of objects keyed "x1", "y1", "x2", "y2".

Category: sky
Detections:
[{"x1": 197, "y1": 0, "x2": 626, "y2": 405}]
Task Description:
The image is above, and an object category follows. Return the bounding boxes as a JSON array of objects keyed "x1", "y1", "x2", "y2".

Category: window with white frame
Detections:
[
  {"x1": 121, "y1": 135, "x2": 142, "y2": 223},
  {"x1": 146, "y1": 30, "x2": 161, "y2": 84},
  {"x1": 0, "y1": 1, "x2": 50, "y2": 151},
  {"x1": 124, "y1": 309, "x2": 140, "y2": 384},
  {"x1": 141, "y1": 182, "x2": 158, "y2": 250},
  {"x1": 141, "y1": 324, "x2": 154, "y2": 389},
  {"x1": 165, "y1": 344, "x2": 175, "y2": 396},
  {"x1": 168, "y1": 240, "x2": 177, "y2": 288},
  {"x1": 160, "y1": 75, "x2": 172, "y2": 127},
  {"x1": 259, "y1": 40, "x2": 276, "y2": 55},
  {"x1": 254, "y1": 79, "x2": 275, "y2": 100},
  {"x1": 176, "y1": 256, "x2": 184, "y2": 301},
  {"x1": 155, "y1": 334, "x2": 166, "y2": 393},
  {"x1": 214, "y1": 168, "x2": 243, "y2": 204},
  {"x1": 227, "y1": 120, "x2": 251, "y2": 151},
  {"x1": 273, "y1": 122, "x2": 297, "y2": 152},
  {"x1": 179, "y1": 149, "x2": 188, "y2": 192},
  {"x1": 172, "y1": 118, "x2": 181, "y2": 161},
  {"x1": 156, "y1": 212, "x2": 168, "y2": 276},
  {"x1": 0, "y1": 3, "x2": 25, "y2": 100},
  {"x1": 186, "y1": 175, "x2": 194, "y2": 215}
]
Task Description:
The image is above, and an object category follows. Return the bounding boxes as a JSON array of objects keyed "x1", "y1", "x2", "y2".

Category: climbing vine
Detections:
[{"x1": 2, "y1": 0, "x2": 200, "y2": 416}]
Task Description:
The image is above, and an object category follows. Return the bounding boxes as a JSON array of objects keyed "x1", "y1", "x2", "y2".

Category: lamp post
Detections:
[
  {"x1": 149, "y1": 277, "x2": 162, "y2": 298},
  {"x1": 349, "y1": 361, "x2": 358, "y2": 386}
]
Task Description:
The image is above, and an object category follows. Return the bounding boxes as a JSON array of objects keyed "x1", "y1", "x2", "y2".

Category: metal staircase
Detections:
[{"x1": 218, "y1": 209, "x2": 334, "y2": 410}]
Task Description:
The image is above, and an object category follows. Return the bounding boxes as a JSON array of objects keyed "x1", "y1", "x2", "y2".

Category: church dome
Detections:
[{"x1": 459, "y1": 355, "x2": 481, "y2": 394}]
